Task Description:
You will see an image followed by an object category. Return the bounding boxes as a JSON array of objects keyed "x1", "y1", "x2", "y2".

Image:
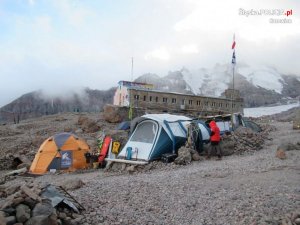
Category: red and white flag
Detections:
[{"x1": 231, "y1": 34, "x2": 236, "y2": 49}]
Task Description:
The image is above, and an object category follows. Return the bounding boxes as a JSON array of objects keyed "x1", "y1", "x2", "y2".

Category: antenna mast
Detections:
[{"x1": 131, "y1": 57, "x2": 134, "y2": 82}]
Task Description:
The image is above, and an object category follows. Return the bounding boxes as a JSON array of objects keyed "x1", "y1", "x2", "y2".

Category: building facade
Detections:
[{"x1": 113, "y1": 81, "x2": 244, "y2": 115}]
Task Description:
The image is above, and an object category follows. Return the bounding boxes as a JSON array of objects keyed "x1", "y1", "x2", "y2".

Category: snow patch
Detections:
[
  {"x1": 181, "y1": 64, "x2": 285, "y2": 97},
  {"x1": 182, "y1": 65, "x2": 231, "y2": 97},
  {"x1": 238, "y1": 66, "x2": 283, "y2": 93},
  {"x1": 244, "y1": 103, "x2": 299, "y2": 117}
]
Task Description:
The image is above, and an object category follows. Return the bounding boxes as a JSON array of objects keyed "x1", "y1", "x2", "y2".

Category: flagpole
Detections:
[
  {"x1": 232, "y1": 51, "x2": 235, "y2": 91},
  {"x1": 231, "y1": 34, "x2": 236, "y2": 129}
]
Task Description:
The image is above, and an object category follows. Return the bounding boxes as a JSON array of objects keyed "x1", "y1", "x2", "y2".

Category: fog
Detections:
[{"x1": 0, "y1": 0, "x2": 299, "y2": 107}]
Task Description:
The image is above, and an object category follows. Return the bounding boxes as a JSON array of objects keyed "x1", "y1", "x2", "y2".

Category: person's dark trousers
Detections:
[{"x1": 207, "y1": 141, "x2": 222, "y2": 159}]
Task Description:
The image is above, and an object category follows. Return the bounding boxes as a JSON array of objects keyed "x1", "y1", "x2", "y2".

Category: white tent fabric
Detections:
[
  {"x1": 142, "y1": 114, "x2": 191, "y2": 139},
  {"x1": 198, "y1": 122, "x2": 211, "y2": 141}
]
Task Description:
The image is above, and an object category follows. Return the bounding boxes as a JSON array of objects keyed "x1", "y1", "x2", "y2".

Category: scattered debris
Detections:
[
  {"x1": 221, "y1": 124, "x2": 276, "y2": 155},
  {"x1": 0, "y1": 183, "x2": 84, "y2": 225}
]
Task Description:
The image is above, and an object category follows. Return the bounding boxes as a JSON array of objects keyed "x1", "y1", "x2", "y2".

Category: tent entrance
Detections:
[
  {"x1": 48, "y1": 157, "x2": 61, "y2": 171},
  {"x1": 126, "y1": 120, "x2": 158, "y2": 160}
]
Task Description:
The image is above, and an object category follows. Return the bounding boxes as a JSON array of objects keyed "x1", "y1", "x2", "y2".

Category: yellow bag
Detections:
[{"x1": 112, "y1": 141, "x2": 121, "y2": 154}]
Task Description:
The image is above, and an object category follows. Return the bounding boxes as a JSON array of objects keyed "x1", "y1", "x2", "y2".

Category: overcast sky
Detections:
[{"x1": 0, "y1": 0, "x2": 299, "y2": 107}]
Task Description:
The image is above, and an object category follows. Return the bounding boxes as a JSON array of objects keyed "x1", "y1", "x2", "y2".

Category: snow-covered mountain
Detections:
[{"x1": 135, "y1": 64, "x2": 300, "y2": 107}]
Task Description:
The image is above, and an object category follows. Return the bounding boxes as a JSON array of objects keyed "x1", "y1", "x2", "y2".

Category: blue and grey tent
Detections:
[
  {"x1": 116, "y1": 121, "x2": 131, "y2": 130},
  {"x1": 114, "y1": 114, "x2": 211, "y2": 163}
]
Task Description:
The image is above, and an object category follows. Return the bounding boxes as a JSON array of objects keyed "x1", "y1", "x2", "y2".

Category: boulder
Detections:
[
  {"x1": 23, "y1": 197, "x2": 36, "y2": 209},
  {"x1": 32, "y1": 199, "x2": 54, "y2": 217},
  {"x1": 5, "y1": 184, "x2": 21, "y2": 196},
  {"x1": 16, "y1": 204, "x2": 31, "y2": 223},
  {"x1": 12, "y1": 197, "x2": 25, "y2": 207},
  {"x1": 77, "y1": 116, "x2": 99, "y2": 133},
  {"x1": 0, "y1": 212, "x2": 6, "y2": 225},
  {"x1": 77, "y1": 116, "x2": 89, "y2": 126},
  {"x1": 276, "y1": 149, "x2": 286, "y2": 160},
  {"x1": 126, "y1": 165, "x2": 136, "y2": 173},
  {"x1": 0, "y1": 196, "x2": 14, "y2": 210},
  {"x1": 61, "y1": 179, "x2": 85, "y2": 191},
  {"x1": 5, "y1": 216, "x2": 16, "y2": 225},
  {"x1": 292, "y1": 211, "x2": 300, "y2": 222},
  {"x1": 109, "y1": 162, "x2": 126, "y2": 172},
  {"x1": 174, "y1": 146, "x2": 192, "y2": 165},
  {"x1": 103, "y1": 105, "x2": 128, "y2": 123},
  {"x1": 295, "y1": 218, "x2": 300, "y2": 225},
  {"x1": 58, "y1": 212, "x2": 67, "y2": 220},
  {"x1": 20, "y1": 185, "x2": 41, "y2": 202},
  {"x1": 25, "y1": 215, "x2": 57, "y2": 225},
  {"x1": 190, "y1": 149, "x2": 201, "y2": 161}
]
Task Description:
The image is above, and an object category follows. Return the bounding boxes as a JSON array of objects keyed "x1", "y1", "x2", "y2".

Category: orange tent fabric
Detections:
[{"x1": 29, "y1": 132, "x2": 90, "y2": 174}]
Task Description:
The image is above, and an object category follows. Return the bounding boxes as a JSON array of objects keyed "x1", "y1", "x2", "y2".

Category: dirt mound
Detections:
[{"x1": 77, "y1": 116, "x2": 100, "y2": 133}]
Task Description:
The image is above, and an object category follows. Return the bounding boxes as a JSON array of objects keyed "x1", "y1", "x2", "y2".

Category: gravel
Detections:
[
  {"x1": 1, "y1": 119, "x2": 299, "y2": 225},
  {"x1": 27, "y1": 121, "x2": 300, "y2": 225}
]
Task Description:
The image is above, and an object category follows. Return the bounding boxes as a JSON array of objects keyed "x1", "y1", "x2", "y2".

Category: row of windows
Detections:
[{"x1": 133, "y1": 95, "x2": 241, "y2": 108}]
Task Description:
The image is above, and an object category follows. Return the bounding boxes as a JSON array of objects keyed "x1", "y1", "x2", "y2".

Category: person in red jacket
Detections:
[{"x1": 207, "y1": 120, "x2": 222, "y2": 159}]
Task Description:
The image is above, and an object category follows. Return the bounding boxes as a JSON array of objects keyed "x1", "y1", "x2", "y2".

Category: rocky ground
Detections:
[{"x1": 0, "y1": 112, "x2": 299, "y2": 225}]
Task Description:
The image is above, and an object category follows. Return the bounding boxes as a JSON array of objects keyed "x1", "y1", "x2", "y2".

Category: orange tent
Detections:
[{"x1": 29, "y1": 132, "x2": 90, "y2": 174}]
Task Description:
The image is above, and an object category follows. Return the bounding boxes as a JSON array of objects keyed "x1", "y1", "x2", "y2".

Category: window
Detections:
[
  {"x1": 226, "y1": 103, "x2": 228, "y2": 108},
  {"x1": 163, "y1": 97, "x2": 168, "y2": 103},
  {"x1": 196, "y1": 100, "x2": 201, "y2": 106},
  {"x1": 143, "y1": 96, "x2": 146, "y2": 101},
  {"x1": 155, "y1": 97, "x2": 158, "y2": 102},
  {"x1": 172, "y1": 98, "x2": 177, "y2": 103},
  {"x1": 134, "y1": 95, "x2": 139, "y2": 100},
  {"x1": 149, "y1": 96, "x2": 152, "y2": 102},
  {"x1": 205, "y1": 102, "x2": 208, "y2": 106},
  {"x1": 211, "y1": 102, "x2": 216, "y2": 107},
  {"x1": 131, "y1": 121, "x2": 157, "y2": 143},
  {"x1": 219, "y1": 103, "x2": 223, "y2": 107},
  {"x1": 188, "y1": 100, "x2": 193, "y2": 105},
  {"x1": 181, "y1": 99, "x2": 185, "y2": 105}
]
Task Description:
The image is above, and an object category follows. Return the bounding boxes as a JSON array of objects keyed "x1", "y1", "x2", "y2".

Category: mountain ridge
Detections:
[{"x1": 1, "y1": 64, "x2": 299, "y2": 122}]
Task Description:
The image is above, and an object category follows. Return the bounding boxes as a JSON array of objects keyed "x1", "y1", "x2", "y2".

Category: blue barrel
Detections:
[{"x1": 126, "y1": 147, "x2": 132, "y2": 160}]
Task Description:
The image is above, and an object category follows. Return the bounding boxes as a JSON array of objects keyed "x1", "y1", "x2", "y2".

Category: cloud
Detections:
[
  {"x1": 145, "y1": 47, "x2": 170, "y2": 61},
  {"x1": 0, "y1": 0, "x2": 299, "y2": 107},
  {"x1": 181, "y1": 44, "x2": 199, "y2": 54},
  {"x1": 53, "y1": 0, "x2": 95, "y2": 28},
  {"x1": 28, "y1": 0, "x2": 35, "y2": 5}
]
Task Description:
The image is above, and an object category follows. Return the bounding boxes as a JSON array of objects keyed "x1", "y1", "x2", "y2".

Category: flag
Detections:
[
  {"x1": 232, "y1": 34, "x2": 236, "y2": 49},
  {"x1": 232, "y1": 50, "x2": 236, "y2": 65}
]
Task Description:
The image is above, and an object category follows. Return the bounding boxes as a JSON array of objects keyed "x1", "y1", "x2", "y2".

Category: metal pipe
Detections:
[{"x1": 105, "y1": 158, "x2": 148, "y2": 165}]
